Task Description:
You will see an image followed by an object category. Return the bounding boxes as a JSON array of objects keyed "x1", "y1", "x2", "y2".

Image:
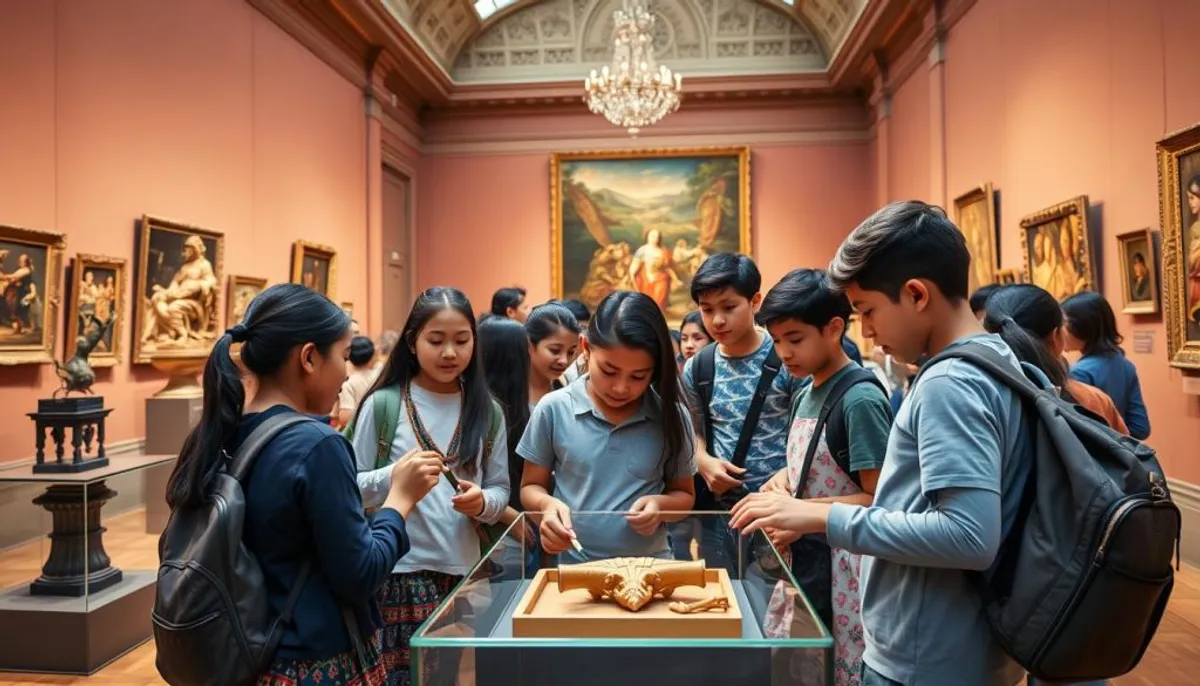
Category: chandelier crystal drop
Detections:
[{"x1": 583, "y1": 0, "x2": 682, "y2": 136}]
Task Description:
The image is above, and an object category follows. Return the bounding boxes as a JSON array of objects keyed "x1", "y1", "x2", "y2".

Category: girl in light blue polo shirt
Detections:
[{"x1": 518, "y1": 290, "x2": 697, "y2": 562}]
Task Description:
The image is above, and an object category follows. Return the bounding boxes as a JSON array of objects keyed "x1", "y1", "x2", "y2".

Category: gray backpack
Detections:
[{"x1": 917, "y1": 344, "x2": 1179, "y2": 682}]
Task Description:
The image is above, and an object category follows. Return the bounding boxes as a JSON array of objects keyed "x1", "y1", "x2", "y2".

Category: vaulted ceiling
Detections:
[{"x1": 381, "y1": 0, "x2": 867, "y2": 84}]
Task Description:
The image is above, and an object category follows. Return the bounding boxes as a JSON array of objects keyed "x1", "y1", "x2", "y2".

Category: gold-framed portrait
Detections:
[
  {"x1": 133, "y1": 215, "x2": 224, "y2": 364},
  {"x1": 1020, "y1": 196, "x2": 1095, "y2": 302},
  {"x1": 953, "y1": 183, "x2": 998, "y2": 294},
  {"x1": 66, "y1": 254, "x2": 126, "y2": 367},
  {"x1": 0, "y1": 224, "x2": 65, "y2": 365},
  {"x1": 995, "y1": 268, "x2": 1025, "y2": 285},
  {"x1": 226, "y1": 275, "x2": 267, "y2": 328},
  {"x1": 1115, "y1": 229, "x2": 1159, "y2": 316},
  {"x1": 550, "y1": 146, "x2": 751, "y2": 326},
  {"x1": 1157, "y1": 122, "x2": 1200, "y2": 370},
  {"x1": 291, "y1": 240, "x2": 337, "y2": 301}
]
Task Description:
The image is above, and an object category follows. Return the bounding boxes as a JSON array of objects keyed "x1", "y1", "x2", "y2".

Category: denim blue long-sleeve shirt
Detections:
[{"x1": 1069, "y1": 352, "x2": 1150, "y2": 439}]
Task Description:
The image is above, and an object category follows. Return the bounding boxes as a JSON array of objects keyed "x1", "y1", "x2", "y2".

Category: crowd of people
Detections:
[{"x1": 162, "y1": 199, "x2": 1152, "y2": 686}]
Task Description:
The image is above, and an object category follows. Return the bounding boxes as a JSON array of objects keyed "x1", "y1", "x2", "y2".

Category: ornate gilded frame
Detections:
[
  {"x1": 995, "y1": 268, "x2": 1025, "y2": 285},
  {"x1": 290, "y1": 240, "x2": 338, "y2": 301},
  {"x1": 226, "y1": 274, "x2": 267, "y2": 329},
  {"x1": 1115, "y1": 228, "x2": 1159, "y2": 316},
  {"x1": 1157, "y1": 122, "x2": 1200, "y2": 370},
  {"x1": 133, "y1": 215, "x2": 226, "y2": 365},
  {"x1": 66, "y1": 254, "x2": 127, "y2": 367},
  {"x1": 548, "y1": 146, "x2": 752, "y2": 309},
  {"x1": 340, "y1": 301, "x2": 354, "y2": 319},
  {"x1": 953, "y1": 183, "x2": 999, "y2": 290},
  {"x1": 0, "y1": 224, "x2": 65, "y2": 365},
  {"x1": 1019, "y1": 195, "x2": 1096, "y2": 300}
]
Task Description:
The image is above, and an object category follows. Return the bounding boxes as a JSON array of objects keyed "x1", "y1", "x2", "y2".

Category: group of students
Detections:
[{"x1": 164, "y1": 199, "x2": 1154, "y2": 686}]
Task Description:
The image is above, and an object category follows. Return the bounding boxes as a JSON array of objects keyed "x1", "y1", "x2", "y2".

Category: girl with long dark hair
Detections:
[
  {"x1": 166, "y1": 284, "x2": 442, "y2": 685},
  {"x1": 518, "y1": 290, "x2": 696, "y2": 563},
  {"x1": 524, "y1": 302, "x2": 581, "y2": 405},
  {"x1": 348, "y1": 287, "x2": 510, "y2": 685},
  {"x1": 1062, "y1": 291, "x2": 1149, "y2": 438}
]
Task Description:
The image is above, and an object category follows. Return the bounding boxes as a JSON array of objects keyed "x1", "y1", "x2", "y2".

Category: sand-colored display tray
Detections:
[{"x1": 511, "y1": 567, "x2": 742, "y2": 639}]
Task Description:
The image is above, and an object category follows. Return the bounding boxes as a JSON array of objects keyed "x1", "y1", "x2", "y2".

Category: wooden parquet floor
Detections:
[{"x1": 0, "y1": 509, "x2": 1195, "y2": 685}]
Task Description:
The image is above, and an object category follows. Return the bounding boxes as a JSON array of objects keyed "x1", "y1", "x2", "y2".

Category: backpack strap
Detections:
[
  {"x1": 230, "y1": 413, "x2": 315, "y2": 482},
  {"x1": 693, "y1": 343, "x2": 718, "y2": 452},
  {"x1": 482, "y1": 399, "x2": 502, "y2": 460},
  {"x1": 371, "y1": 387, "x2": 402, "y2": 470},
  {"x1": 821, "y1": 367, "x2": 892, "y2": 490},
  {"x1": 731, "y1": 346, "x2": 783, "y2": 470},
  {"x1": 258, "y1": 562, "x2": 313, "y2": 672}
]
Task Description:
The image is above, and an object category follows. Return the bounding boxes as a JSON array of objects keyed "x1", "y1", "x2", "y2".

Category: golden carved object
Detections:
[
  {"x1": 556, "y1": 557, "x2": 726, "y2": 612},
  {"x1": 668, "y1": 595, "x2": 731, "y2": 614}
]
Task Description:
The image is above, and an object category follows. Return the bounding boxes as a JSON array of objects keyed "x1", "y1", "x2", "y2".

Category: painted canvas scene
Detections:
[
  {"x1": 1178, "y1": 151, "x2": 1200, "y2": 342},
  {"x1": 136, "y1": 219, "x2": 222, "y2": 362},
  {"x1": 953, "y1": 185, "x2": 997, "y2": 294},
  {"x1": 1115, "y1": 230, "x2": 1157, "y2": 314},
  {"x1": 0, "y1": 240, "x2": 49, "y2": 347},
  {"x1": 1022, "y1": 199, "x2": 1094, "y2": 302},
  {"x1": 227, "y1": 275, "x2": 266, "y2": 328},
  {"x1": 69, "y1": 257, "x2": 124, "y2": 364},
  {"x1": 554, "y1": 149, "x2": 749, "y2": 324}
]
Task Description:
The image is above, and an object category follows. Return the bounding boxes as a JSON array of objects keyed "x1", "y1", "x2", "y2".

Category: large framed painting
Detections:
[
  {"x1": 1157, "y1": 122, "x2": 1200, "y2": 370},
  {"x1": 550, "y1": 146, "x2": 751, "y2": 325},
  {"x1": 1115, "y1": 229, "x2": 1159, "y2": 316},
  {"x1": 226, "y1": 275, "x2": 267, "y2": 328},
  {"x1": 0, "y1": 224, "x2": 65, "y2": 365},
  {"x1": 133, "y1": 215, "x2": 224, "y2": 364},
  {"x1": 291, "y1": 240, "x2": 337, "y2": 300},
  {"x1": 1019, "y1": 196, "x2": 1096, "y2": 302},
  {"x1": 67, "y1": 254, "x2": 127, "y2": 367},
  {"x1": 953, "y1": 183, "x2": 998, "y2": 294}
]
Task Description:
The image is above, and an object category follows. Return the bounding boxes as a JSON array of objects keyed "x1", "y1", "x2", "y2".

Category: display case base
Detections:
[{"x1": 0, "y1": 571, "x2": 156, "y2": 675}]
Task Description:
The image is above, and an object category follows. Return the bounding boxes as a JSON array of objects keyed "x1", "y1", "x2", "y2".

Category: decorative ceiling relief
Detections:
[
  {"x1": 385, "y1": 0, "x2": 481, "y2": 65},
  {"x1": 451, "y1": 0, "x2": 826, "y2": 83}
]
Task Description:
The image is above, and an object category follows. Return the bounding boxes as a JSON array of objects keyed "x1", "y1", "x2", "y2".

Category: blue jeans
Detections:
[{"x1": 861, "y1": 663, "x2": 904, "y2": 686}]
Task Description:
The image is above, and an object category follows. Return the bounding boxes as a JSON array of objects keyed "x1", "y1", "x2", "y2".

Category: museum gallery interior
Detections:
[{"x1": 2, "y1": 0, "x2": 1200, "y2": 683}]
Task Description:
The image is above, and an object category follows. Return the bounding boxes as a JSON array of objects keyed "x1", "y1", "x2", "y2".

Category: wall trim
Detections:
[
  {"x1": 1171, "y1": 478, "x2": 1200, "y2": 567},
  {"x1": 422, "y1": 128, "x2": 870, "y2": 156}
]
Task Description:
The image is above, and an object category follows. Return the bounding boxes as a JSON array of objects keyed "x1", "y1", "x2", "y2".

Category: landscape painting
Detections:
[{"x1": 551, "y1": 147, "x2": 751, "y2": 325}]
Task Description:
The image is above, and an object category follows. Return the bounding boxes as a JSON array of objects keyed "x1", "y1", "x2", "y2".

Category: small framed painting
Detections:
[
  {"x1": 340, "y1": 301, "x2": 354, "y2": 318},
  {"x1": 995, "y1": 268, "x2": 1024, "y2": 285},
  {"x1": 1020, "y1": 196, "x2": 1096, "y2": 301},
  {"x1": 227, "y1": 275, "x2": 267, "y2": 328},
  {"x1": 953, "y1": 183, "x2": 999, "y2": 294},
  {"x1": 290, "y1": 240, "x2": 337, "y2": 300},
  {"x1": 0, "y1": 224, "x2": 65, "y2": 365},
  {"x1": 66, "y1": 254, "x2": 127, "y2": 367},
  {"x1": 1115, "y1": 229, "x2": 1159, "y2": 315}
]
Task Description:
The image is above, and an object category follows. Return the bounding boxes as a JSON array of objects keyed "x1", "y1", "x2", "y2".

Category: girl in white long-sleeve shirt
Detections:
[{"x1": 349, "y1": 286, "x2": 509, "y2": 686}]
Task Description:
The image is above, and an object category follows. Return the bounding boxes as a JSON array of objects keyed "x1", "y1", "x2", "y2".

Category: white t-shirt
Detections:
[{"x1": 351, "y1": 384, "x2": 510, "y2": 576}]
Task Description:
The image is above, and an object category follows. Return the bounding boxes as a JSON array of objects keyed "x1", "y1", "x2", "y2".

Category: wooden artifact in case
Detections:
[{"x1": 512, "y1": 557, "x2": 742, "y2": 639}]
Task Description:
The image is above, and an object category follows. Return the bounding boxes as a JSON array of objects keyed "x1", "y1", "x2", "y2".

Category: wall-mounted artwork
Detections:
[
  {"x1": 226, "y1": 275, "x2": 267, "y2": 329},
  {"x1": 291, "y1": 240, "x2": 337, "y2": 301},
  {"x1": 1157, "y1": 122, "x2": 1200, "y2": 370},
  {"x1": 0, "y1": 224, "x2": 64, "y2": 365},
  {"x1": 995, "y1": 268, "x2": 1024, "y2": 285},
  {"x1": 953, "y1": 183, "x2": 998, "y2": 294},
  {"x1": 1115, "y1": 229, "x2": 1159, "y2": 315},
  {"x1": 67, "y1": 254, "x2": 126, "y2": 367},
  {"x1": 341, "y1": 301, "x2": 354, "y2": 319},
  {"x1": 1020, "y1": 196, "x2": 1095, "y2": 302},
  {"x1": 550, "y1": 146, "x2": 751, "y2": 325},
  {"x1": 133, "y1": 215, "x2": 224, "y2": 364}
]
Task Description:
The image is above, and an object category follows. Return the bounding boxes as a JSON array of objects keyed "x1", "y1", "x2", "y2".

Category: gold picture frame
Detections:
[
  {"x1": 550, "y1": 146, "x2": 751, "y2": 326},
  {"x1": 1115, "y1": 229, "x2": 1159, "y2": 316},
  {"x1": 133, "y1": 215, "x2": 225, "y2": 365},
  {"x1": 290, "y1": 240, "x2": 337, "y2": 301},
  {"x1": 0, "y1": 224, "x2": 65, "y2": 365},
  {"x1": 1157, "y1": 122, "x2": 1200, "y2": 370},
  {"x1": 953, "y1": 183, "x2": 999, "y2": 294},
  {"x1": 66, "y1": 254, "x2": 127, "y2": 367},
  {"x1": 226, "y1": 275, "x2": 267, "y2": 328},
  {"x1": 995, "y1": 268, "x2": 1024, "y2": 285},
  {"x1": 340, "y1": 301, "x2": 354, "y2": 319},
  {"x1": 1019, "y1": 196, "x2": 1096, "y2": 302}
]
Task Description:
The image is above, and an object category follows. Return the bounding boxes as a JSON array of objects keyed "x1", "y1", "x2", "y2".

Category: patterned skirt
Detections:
[
  {"x1": 378, "y1": 571, "x2": 462, "y2": 686},
  {"x1": 257, "y1": 630, "x2": 387, "y2": 686}
]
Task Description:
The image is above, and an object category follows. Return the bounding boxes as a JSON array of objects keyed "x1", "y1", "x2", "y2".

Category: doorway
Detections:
[{"x1": 381, "y1": 165, "x2": 411, "y2": 332}]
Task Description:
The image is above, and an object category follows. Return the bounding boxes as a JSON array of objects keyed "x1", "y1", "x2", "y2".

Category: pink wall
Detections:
[
  {"x1": 0, "y1": 0, "x2": 367, "y2": 462},
  {"x1": 879, "y1": 0, "x2": 1200, "y2": 481}
]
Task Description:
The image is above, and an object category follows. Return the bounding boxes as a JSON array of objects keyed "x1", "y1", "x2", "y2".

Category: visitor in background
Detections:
[
  {"x1": 667, "y1": 310, "x2": 712, "y2": 560},
  {"x1": 165, "y1": 283, "x2": 441, "y2": 685},
  {"x1": 560, "y1": 298, "x2": 592, "y2": 385},
  {"x1": 520, "y1": 291, "x2": 696, "y2": 563},
  {"x1": 670, "y1": 329, "x2": 683, "y2": 369},
  {"x1": 490, "y1": 286, "x2": 530, "y2": 322},
  {"x1": 971, "y1": 283, "x2": 1000, "y2": 322},
  {"x1": 678, "y1": 310, "x2": 712, "y2": 362},
  {"x1": 841, "y1": 334, "x2": 864, "y2": 366},
  {"x1": 731, "y1": 201, "x2": 1031, "y2": 686},
  {"x1": 1062, "y1": 291, "x2": 1150, "y2": 439},
  {"x1": 349, "y1": 287, "x2": 510, "y2": 686},
  {"x1": 525, "y1": 302, "x2": 581, "y2": 406},
  {"x1": 985, "y1": 285, "x2": 1127, "y2": 434},
  {"x1": 757, "y1": 268, "x2": 892, "y2": 685},
  {"x1": 334, "y1": 335, "x2": 377, "y2": 430}
]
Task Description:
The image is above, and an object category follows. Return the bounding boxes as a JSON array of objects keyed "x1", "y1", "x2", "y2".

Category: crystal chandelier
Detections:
[{"x1": 583, "y1": 0, "x2": 682, "y2": 136}]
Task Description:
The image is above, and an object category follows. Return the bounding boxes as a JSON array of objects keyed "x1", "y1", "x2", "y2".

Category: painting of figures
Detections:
[
  {"x1": 953, "y1": 184, "x2": 998, "y2": 294},
  {"x1": 67, "y1": 254, "x2": 126, "y2": 366},
  {"x1": 1020, "y1": 196, "x2": 1096, "y2": 302},
  {"x1": 1157, "y1": 122, "x2": 1200, "y2": 369},
  {"x1": 0, "y1": 224, "x2": 65, "y2": 365},
  {"x1": 551, "y1": 147, "x2": 751, "y2": 325},
  {"x1": 291, "y1": 240, "x2": 337, "y2": 301}
]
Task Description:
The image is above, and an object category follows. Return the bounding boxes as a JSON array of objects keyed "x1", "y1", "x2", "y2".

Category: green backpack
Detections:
[{"x1": 343, "y1": 388, "x2": 506, "y2": 554}]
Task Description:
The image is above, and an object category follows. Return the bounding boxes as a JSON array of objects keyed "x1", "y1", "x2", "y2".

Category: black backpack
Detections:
[
  {"x1": 692, "y1": 342, "x2": 783, "y2": 509},
  {"x1": 916, "y1": 344, "x2": 1180, "y2": 682},
  {"x1": 153, "y1": 413, "x2": 319, "y2": 686}
]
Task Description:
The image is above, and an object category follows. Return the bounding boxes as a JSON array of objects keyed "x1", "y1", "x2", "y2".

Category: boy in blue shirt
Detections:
[{"x1": 731, "y1": 201, "x2": 1032, "y2": 686}]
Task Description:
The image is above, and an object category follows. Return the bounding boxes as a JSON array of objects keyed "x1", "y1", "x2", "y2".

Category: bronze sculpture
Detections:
[{"x1": 53, "y1": 313, "x2": 113, "y2": 398}]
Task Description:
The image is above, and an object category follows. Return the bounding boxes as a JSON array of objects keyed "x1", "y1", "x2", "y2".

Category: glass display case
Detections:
[{"x1": 411, "y1": 511, "x2": 833, "y2": 686}]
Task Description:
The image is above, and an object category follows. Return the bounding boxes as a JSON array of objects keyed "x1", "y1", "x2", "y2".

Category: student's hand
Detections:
[
  {"x1": 728, "y1": 492, "x2": 829, "y2": 537},
  {"x1": 383, "y1": 450, "x2": 443, "y2": 518},
  {"x1": 761, "y1": 468, "x2": 791, "y2": 495},
  {"x1": 764, "y1": 526, "x2": 802, "y2": 552},
  {"x1": 539, "y1": 498, "x2": 576, "y2": 555},
  {"x1": 451, "y1": 479, "x2": 486, "y2": 518},
  {"x1": 625, "y1": 496, "x2": 663, "y2": 536},
  {"x1": 698, "y1": 455, "x2": 745, "y2": 494}
]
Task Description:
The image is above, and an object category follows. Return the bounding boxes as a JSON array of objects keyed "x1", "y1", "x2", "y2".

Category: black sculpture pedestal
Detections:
[
  {"x1": 27, "y1": 397, "x2": 114, "y2": 474},
  {"x1": 29, "y1": 481, "x2": 123, "y2": 597}
]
